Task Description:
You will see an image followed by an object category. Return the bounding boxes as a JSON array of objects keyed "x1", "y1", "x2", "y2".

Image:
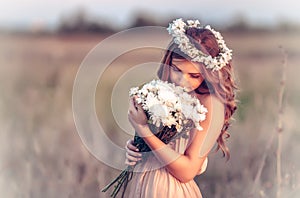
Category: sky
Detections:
[{"x1": 0, "y1": 0, "x2": 299, "y2": 30}]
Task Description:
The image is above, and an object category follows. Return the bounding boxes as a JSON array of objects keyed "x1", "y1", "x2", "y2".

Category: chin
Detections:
[{"x1": 185, "y1": 87, "x2": 194, "y2": 92}]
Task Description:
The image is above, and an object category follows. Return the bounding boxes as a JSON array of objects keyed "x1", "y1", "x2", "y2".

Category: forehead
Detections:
[{"x1": 172, "y1": 59, "x2": 201, "y2": 73}]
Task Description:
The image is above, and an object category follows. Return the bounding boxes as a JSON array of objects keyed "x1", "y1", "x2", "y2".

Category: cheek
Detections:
[
  {"x1": 169, "y1": 71, "x2": 179, "y2": 83},
  {"x1": 189, "y1": 78, "x2": 203, "y2": 88},
  {"x1": 170, "y1": 72, "x2": 203, "y2": 88}
]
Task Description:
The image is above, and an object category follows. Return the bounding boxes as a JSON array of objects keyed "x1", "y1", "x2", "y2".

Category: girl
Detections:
[{"x1": 126, "y1": 18, "x2": 238, "y2": 198}]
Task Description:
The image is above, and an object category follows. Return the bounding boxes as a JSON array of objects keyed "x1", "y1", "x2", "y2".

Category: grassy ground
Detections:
[{"x1": 0, "y1": 31, "x2": 299, "y2": 197}]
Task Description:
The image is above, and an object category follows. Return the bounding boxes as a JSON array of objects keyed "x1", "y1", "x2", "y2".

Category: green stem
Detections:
[
  {"x1": 101, "y1": 166, "x2": 134, "y2": 198},
  {"x1": 101, "y1": 166, "x2": 128, "y2": 192}
]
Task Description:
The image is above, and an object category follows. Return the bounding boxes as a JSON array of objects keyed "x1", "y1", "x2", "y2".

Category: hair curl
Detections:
[{"x1": 157, "y1": 27, "x2": 238, "y2": 160}]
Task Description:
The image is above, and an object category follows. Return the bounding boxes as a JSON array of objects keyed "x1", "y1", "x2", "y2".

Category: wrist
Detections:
[{"x1": 135, "y1": 124, "x2": 153, "y2": 138}]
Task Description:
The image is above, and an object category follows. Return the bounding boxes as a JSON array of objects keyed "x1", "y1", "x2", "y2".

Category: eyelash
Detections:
[
  {"x1": 190, "y1": 74, "x2": 201, "y2": 78},
  {"x1": 170, "y1": 64, "x2": 201, "y2": 79}
]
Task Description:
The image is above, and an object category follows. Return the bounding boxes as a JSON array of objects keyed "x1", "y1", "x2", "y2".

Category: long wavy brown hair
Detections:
[{"x1": 157, "y1": 27, "x2": 238, "y2": 160}]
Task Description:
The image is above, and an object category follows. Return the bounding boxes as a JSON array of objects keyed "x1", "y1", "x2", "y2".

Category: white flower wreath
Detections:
[{"x1": 167, "y1": 18, "x2": 233, "y2": 71}]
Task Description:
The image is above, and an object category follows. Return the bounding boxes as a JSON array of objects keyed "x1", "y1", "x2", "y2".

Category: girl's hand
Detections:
[
  {"x1": 125, "y1": 139, "x2": 142, "y2": 166},
  {"x1": 128, "y1": 96, "x2": 148, "y2": 132}
]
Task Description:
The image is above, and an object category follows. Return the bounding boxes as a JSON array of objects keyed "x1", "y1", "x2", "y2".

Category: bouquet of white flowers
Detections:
[{"x1": 101, "y1": 79, "x2": 208, "y2": 198}]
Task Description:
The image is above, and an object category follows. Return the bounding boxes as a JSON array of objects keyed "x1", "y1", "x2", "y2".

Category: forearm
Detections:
[{"x1": 136, "y1": 125, "x2": 205, "y2": 182}]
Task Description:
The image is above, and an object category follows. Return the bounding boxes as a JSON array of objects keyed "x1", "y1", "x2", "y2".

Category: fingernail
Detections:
[{"x1": 135, "y1": 148, "x2": 139, "y2": 151}]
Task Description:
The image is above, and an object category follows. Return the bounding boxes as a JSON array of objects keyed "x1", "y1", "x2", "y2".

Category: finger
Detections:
[
  {"x1": 136, "y1": 102, "x2": 144, "y2": 112},
  {"x1": 125, "y1": 140, "x2": 142, "y2": 156},
  {"x1": 128, "y1": 97, "x2": 137, "y2": 113},
  {"x1": 126, "y1": 153, "x2": 141, "y2": 162},
  {"x1": 127, "y1": 144, "x2": 139, "y2": 152},
  {"x1": 126, "y1": 139, "x2": 135, "y2": 147},
  {"x1": 126, "y1": 139, "x2": 138, "y2": 150},
  {"x1": 126, "y1": 149, "x2": 142, "y2": 158},
  {"x1": 126, "y1": 141, "x2": 139, "y2": 151},
  {"x1": 133, "y1": 97, "x2": 144, "y2": 111},
  {"x1": 125, "y1": 159, "x2": 137, "y2": 166},
  {"x1": 125, "y1": 145, "x2": 142, "y2": 157},
  {"x1": 132, "y1": 95, "x2": 137, "y2": 106}
]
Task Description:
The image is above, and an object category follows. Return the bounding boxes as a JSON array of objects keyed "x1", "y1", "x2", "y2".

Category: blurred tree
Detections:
[
  {"x1": 57, "y1": 7, "x2": 115, "y2": 34},
  {"x1": 226, "y1": 13, "x2": 250, "y2": 32},
  {"x1": 276, "y1": 19, "x2": 300, "y2": 33}
]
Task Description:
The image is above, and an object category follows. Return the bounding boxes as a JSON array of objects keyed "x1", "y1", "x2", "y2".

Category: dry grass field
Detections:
[{"x1": 0, "y1": 30, "x2": 299, "y2": 197}]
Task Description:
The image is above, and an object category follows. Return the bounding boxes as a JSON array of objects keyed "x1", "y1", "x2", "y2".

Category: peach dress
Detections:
[{"x1": 127, "y1": 131, "x2": 208, "y2": 198}]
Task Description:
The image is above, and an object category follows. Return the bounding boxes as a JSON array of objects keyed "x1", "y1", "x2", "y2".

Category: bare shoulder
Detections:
[
  {"x1": 196, "y1": 94, "x2": 225, "y2": 132},
  {"x1": 187, "y1": 94, "x2": 225, "y2": 157},
  {"x1": 192, "y1": 94, "x2": 225, "y2": 157}
]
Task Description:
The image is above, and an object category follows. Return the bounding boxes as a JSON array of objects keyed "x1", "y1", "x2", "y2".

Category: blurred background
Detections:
[{"x1": 0, "y1": 0, "x2": 300, "y2": 197}]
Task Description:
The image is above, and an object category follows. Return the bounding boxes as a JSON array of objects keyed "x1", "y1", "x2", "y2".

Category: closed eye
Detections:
[
  {"x1": 190, "y1": 74, "x2": 201, "y2": 78},
  {"x1": 171, "y1": 63, "x2": 201, "y2": 78}
]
